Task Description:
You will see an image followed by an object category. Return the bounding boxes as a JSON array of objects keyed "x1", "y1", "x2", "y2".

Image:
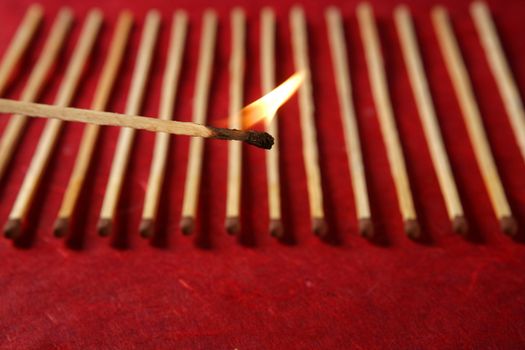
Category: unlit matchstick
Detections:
[
  {"x1": 140, "y1": 11, "x2": 188, "y2": 238},
  {"x1": 432, "y1": 7, "x2": 516, "y2": 235},
  {"x1": 0, "y1": 4, "x2": 43, "y2": 96},
  {"x1": 54, "y1": 11, "x2": 133, "y2": 238},
  {"x1": 225, "y1": 8, "x2": 246, "y2": 235},
  {"x1": 394, "y1": 6, "x2": 467, "y2": 234},
  {"x1": 326, "y1": 7, "x2": 373, "y2": 238},
  {"x1": 180, "y1": 10, "x2": 218, "y2": 235},
  {"x1": 0, "y1": 8, "x2": 72, "y2": 182},
  {"x1": 357, "y1": 3, "x2": 419, "y2": 238},
  {"x1": 290, "y1": 7, "x2": 327, "y2": 236},
  {"x1": 471, "y1": 2, "x2": 525, "y2": 166},
  {"x1": 261, "y1": 8, "x2": 283, "y2": 238},
  {"x1": 5, "y1": 10, "x2": 101, "y2": 240}
]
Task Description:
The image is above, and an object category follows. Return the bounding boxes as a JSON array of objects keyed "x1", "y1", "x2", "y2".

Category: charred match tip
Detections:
[
  {"x1": 53, "y1": 218, "x2": 69, "y2": 238},
  {"x1": 180, "y1": 216, "x2": 195, "y2": 235},
  {"x1": 4, "y1": 219, "x2": 22, "y2": 240},
  {"x1": 97, "y1": 218, "x2": 112, "y2": 237},
  {"x1": 312, "y1": 218, "x2": 328, "y2": 237},
  {"x1": 244, "y1": 131, "x2": 274, "y2": 150},
  {"x1": 269, "y1": 219, "x2": 284, "y2": 238},
  {"x1": 500, "y1": 216, "x2": 518, "y2": 236},
  {"x1": 404, "y1": 219, "x2": 420, "y2": 239},
  {"x1": 139, "y1": 219, "x2": 154, "y2": 239},
  {"x1": 225, "y1": 217, "x2": 240, "y2": 235},
  {"x1": 452, "y1": 215, "x2": 468, "y2": 235},
  {"x1": 358, "y1": 218, "x2": 374, "y2": 238}
]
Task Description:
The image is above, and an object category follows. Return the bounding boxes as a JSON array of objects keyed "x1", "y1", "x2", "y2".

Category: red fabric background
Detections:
[{"x1": 0, "y1": 0, "x2": 524, "y2": 348}]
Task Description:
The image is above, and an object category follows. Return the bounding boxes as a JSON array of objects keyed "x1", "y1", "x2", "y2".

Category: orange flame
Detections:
[{"x1": 239, "y1": 71, "x2": 305, "y2": 129}]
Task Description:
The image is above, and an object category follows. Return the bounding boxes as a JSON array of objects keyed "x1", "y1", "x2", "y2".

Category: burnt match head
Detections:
[{"x1": 244, "y1": 130, "x2": 274, "y2": 150}]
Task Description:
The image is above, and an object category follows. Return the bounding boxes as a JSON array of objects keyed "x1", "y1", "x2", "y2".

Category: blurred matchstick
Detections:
[
  {"x1": 357, "y1": 3, "x2": 419, "y2": 238},
  {"x1": 394, "y1": 6, "x2": 467, "y2": 234},
  {"x1": 432, "y1": 6, "x2": 516, "y2": 235},
  {"x1": 53, "y1": 11, "x2": 133, "y2": 238},
  {"x1": 4, "y1": 10, "x2": 101, "y2": 239}
]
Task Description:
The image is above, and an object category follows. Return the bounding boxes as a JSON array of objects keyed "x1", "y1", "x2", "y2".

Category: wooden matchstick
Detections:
[
  {"x1": 0, "y1": 99, "x2": 274, "y2": 148},
  {"x1": 290, "y1": 7, "x2": 327, "y2": 236},
  {"x1": 225, "y1": 8, "x2": 246, "y2": 235},
  {"x1": 432, "y1": 7, "x2": 516, "y2": 235},
  {"x1": 0, "y1": 4, "x2": 43, "y2": 96},
  {"x1": 357, "y1": 3, "x2": 419, "y2": 238},
  {"x1": 0, "y1": 8, "x2": 72, "y2": 182},
  {"x1": 53, "y1": 11, "x2": 133, "y2": 238},
  {"x1": 394, "y1": 6, "x2": 467, "y2": 234},
  {"x1": 180, "y1": 11, "x2": 218, "y2": 235},
  {"x1": 4, "y1": 10, "x2": 102, "y2": 240},
  {"x1": 325, "y1": 7, "x2": 373, "y2": 238},
  {"x1": 261, "y1": 8, "x2": 283, "y2": 237},
  {"x1": 98, "y1": 10, "x2": 160, "y2": 237},
  {"x1": 471, "y1": 3, "x2": 525, "y2": 166},
  {"x1": 139, "y1": 11, "x2": 188, "y2": 238}
]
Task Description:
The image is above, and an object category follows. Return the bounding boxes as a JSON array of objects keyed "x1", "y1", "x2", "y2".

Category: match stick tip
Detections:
[
  {"x1": 180, "y1": 216, "x2": 195, "y2": 235},
  {"x1": 139, "y1": 219, "x2": 154, "y2": 239},
  {"x1": 269, "y1": 219, "x2": 284, "y2": 238},
  {"x1": 312, "y1": 218, "x2": 328, "y2": 237},
  {"x1": 358, "y1": 218, "x2": 374, "y2": 238},
  {"x1": 225, "y1": 217, "x2": 240, "y2": 235},
  {"x1": 452, "y1": 215, "x2": 468, "y2": 235},
  {"x1": 245, "y1": 131, "x2": 274, "y2": 150},
  {"x1": 4, "y1": 219, "x2": 22, "y2": 240},
  {"x1": 500, "y1": 216, "x2": 518, "y2": 236},
  {"x1": 97, "y1": 218, "x2": 112, "y2": 237},
  {"x1": 404, "y1": 219, "x2": 420, "y2": 239},
  {"x1": 53, "y1": 218, "x2": 69, "y2": 238}
]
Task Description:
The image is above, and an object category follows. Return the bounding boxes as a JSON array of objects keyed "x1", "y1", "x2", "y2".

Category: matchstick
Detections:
[
  {"x1": 53, "y1": 11, "x2": 133, "y2": 238},
  {"x1": 432, "y1": 7, "x2": 516, "y2": 235},
  {"x1": 357, "y1": 3, "x2": 419, "y2": 238},
  {"x1": 0, "y1": 4, "x2": 43, "y2": 96},
  {"x1": 394, "y1": 6, "x2": 467, "y2": 234},
  {"x1": 139, "y1": 11, "x2": 188, "y2": 238},
  {"x1": 0, "y1": 99, "x2": 274, "y2": 147},
  {"x1": 325, "y1": 7, "x2": 373, "y2": 238},
  {"x1": 290, "y1": 7, "x2": 327, "y2": 236},
  {"x1": 225, "y1": 8, "x2": 246, "y2": 234},
  {"x1": 261, "y1": 8, "x2": 283, "y2": 237},
  {"x1": 98, "y1": 10, "x2": 160, "y2": 237},
  {"x1": 4, "y1": 10, "x2": 102, "y2": 239},
  {"x1": 471, "y1": 2, "x2": 525, "y2": 166},
  {"x1": 180, "y1": 11, "x2": 218, "y2": 235},
  {"x1": 0, "y1": 8, "x2": 72, "y2": 182}
]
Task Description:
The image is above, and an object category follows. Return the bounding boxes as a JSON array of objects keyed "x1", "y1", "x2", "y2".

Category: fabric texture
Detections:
[{"x1": 0, "y1": 0, "x2": 524, "y2": 348}]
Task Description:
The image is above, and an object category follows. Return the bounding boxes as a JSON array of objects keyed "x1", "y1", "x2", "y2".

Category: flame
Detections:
[{"x1": 240, "y1": 71, "x2": 305, "y2": 129}]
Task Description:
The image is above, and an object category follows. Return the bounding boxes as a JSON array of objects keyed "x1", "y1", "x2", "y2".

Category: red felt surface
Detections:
[{"x1": 0, "y1": 0, "x2": 524, "y2": 348}]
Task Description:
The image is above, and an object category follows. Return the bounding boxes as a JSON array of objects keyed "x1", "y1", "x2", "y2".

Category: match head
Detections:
[
  {"x1": 500, "y1": 216, "x2": 518, "y2": 236},
  {"x1": 312, "y1": 218, "x2": 328, "y2": 237},
  {"x1": 404, "y1": 219, "x2": 420, "y2": 239},
  {"x1": 269, "y1": 219, "x2": 284, "y2": 238},
  {"x1": 180, "y1": 216, "x2": 195, "y2": 235},
  {"x1": 139, "y1": 219, "x2": 154, "y2": 239},
  {"x1": 452, "y1": 215, "x2": 468, "y2": 235},
  {"x1": 225, "y1": 217, "x2": 240, "y2": 235},
  {"x1": 53, "y1": 218, "x2": 70, "y2": 238},
  {"x1": 4, "y1": 219, "x2": 22, "y2": 240},
  {"x1": 97, "y1": 218, "x2": 112, "y2": 237},
  {"x1": 244, "y1": 131, "x2": 274, "y2": 150},
  {"x1": 358, "y1": 218, "x2": 374, "y2": 238}
]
